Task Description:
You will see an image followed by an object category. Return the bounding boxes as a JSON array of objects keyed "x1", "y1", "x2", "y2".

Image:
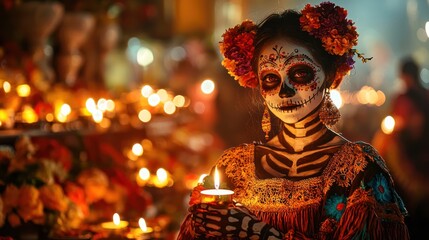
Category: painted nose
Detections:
[{"x1": 279, "y1": 83, "x2": 295, "y2": 98}]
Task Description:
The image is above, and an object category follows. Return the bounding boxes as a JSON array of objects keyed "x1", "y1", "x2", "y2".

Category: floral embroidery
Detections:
[
  {"x1": 324, "y1": 194, "x2": 347, "y2": 221},
  {"x1": 358, "y1": 141, "x2": 390, "y2": 175},
  {"x1": 323, "y1": 142, "x2": 367, "y2": 194},
  {"x1": 367, "y1": 173, "x2": 393, "y2": 204}
]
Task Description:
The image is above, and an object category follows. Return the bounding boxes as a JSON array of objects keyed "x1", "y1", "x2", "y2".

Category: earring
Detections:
[
  {"x1": 319, "y1": 89, "x2": 341, "y2": 126},
  {"x1": 262, "y1": 103, "x2": 271, "y2": 140}
]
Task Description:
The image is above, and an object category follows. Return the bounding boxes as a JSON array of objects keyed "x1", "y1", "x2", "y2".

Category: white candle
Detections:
[
  {"x1": 101, "y1": 213, "x2": 129, "y2": 230},
  {"x1": 200, "y1": 167, "x2": 234, "y2": 203}
]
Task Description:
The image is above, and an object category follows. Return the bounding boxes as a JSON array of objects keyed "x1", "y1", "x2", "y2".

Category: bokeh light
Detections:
[
  {"x1": 148, "y1": 93, "x2": 161, "y2": 106},
  {"x1": 425, "y1": 21, "x2": 429, "y2": 38},
  {"x1": 163, "y1": 101, "x2": 176, "y2": 115},
  {"x1": 16, "y1": 84, "x2": 31, "y2": 97},
  {"x1": 330, "y1": 89, "x2": 343, "y2": 109},
  {"x1": 173, "y1": 95, "x2": 186, "y2": 107},
  {"x1": 201, "y1": 79, "x2": 215, "y2": 94},
  {"x1": 3, "y1": 81, "x2": 11, "y2": 93},
  {"x1": 139, "y1": 168, "x2": 150, "y2": 181},
  {"x1": 132, "y1": 143, "x2": 143, "y2": 156},
  {"x1": 137, "y1": 47, "x2": 154, "y2": 66},
  {"x1": 86, "y1": 98, "x2": 97, "y2": 113},
  {"x1": 141, "y1": 85, "x2": 153, "y2": 98},
  {"x1": 138, "y1": 109, "x2": 151, "y2": 122},
  {"x1": 381, "y1": 116, "x2": 395, "y2": 134}
]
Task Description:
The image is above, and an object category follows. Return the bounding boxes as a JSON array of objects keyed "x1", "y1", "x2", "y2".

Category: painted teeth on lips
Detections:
[
  {"x1": 268, "y1": 102, "x2": 302, "y2": 112},
  {"x1": 278, "y1": 105, "x2": 299, "y2": 111}
]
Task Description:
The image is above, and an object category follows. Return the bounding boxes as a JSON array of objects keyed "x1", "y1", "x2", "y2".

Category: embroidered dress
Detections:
[{"x1": 178, "y1": 142, "x2": 409, "y2": 239}]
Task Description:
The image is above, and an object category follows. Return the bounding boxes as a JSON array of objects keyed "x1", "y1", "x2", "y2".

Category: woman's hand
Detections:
[{"x1": 190, "y1": 202, "x2": 282, "y2": 239}]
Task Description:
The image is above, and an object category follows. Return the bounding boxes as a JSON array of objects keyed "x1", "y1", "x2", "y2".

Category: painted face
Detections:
[{"x1": 258, "y1": 39, "x2": 325, "y2": 124}]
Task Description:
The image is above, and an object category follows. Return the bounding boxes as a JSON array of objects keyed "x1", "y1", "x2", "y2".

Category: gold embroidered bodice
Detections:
[
  {"x1": 218, "y1": 142, "x2": 366, "y2": 211},
  {"x1": 216, "y1": 142, "x2": 368, "y2": 234}
]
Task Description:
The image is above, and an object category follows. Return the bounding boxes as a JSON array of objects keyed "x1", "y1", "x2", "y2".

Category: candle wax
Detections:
[
  {"x1": 101, "y1": 220, "x2": 129, "y2": 229},
  {"x1": 126, "y1": 227, "x2": 153, "y2": 240},
  {"x1": 200, "y1": 188, "x2": 234, "y2": 204}
]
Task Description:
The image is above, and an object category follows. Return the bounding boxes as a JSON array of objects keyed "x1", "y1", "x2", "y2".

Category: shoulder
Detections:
[
  {"x1": 351, "y1": 142, "x2": 408, "y2": 216},
  {"x1": 323, "y1": 141, "x2": 389, "y2": 192},
  {"x1": 217, "y1": 143, "x2": 255, "y2": 168},
  {"x1": 354, "y1": 141, "x2": 390, "y2": 174},
  {"x1": 215, "y1": 143, "x2": 256, "y2": 190},
  {"x1": 324, "y1": 142, "x2": 408, "y2": 216}
]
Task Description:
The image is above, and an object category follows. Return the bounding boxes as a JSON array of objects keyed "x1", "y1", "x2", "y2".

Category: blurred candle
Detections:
[
  {"x1": 381, "y1": 116, "x2": 395, "y2": 134},
  {"x1": 16, "y1": 84, "x2": 31, "y2": 97},
  {"x1": 101, "y1": 213, "x2": 129, "y2": 230},
  {"x1": 126, "y1": 217, "x2": 153, "y2": 240},
  {"x1": 137, "y1": 217, "x2": 153, "y2": 240}
]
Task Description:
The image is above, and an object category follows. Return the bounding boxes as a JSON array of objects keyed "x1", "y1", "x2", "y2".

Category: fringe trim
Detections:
[
  {"x1": 333, "y1": 200, "x2": 410, "y2": 240},
  {"x1": 252, "y1": 203, "x2": 321, "y2": 236},
  {"x1": 176, "y1": 214, "x2": 196, "y2": 240}
]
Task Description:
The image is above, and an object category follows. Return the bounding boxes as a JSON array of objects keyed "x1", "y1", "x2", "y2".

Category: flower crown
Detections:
[
  {"x1": 219, "y1": 1, "x2": 371, "y2": 89},
  {"x1": 219, "y1": 20, "x2": 258, "y2": 88}
]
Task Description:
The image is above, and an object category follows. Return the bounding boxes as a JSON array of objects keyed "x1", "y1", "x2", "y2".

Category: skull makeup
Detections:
[{"x1": 258, "y1": 39, "x2": 326, "y2": 124}]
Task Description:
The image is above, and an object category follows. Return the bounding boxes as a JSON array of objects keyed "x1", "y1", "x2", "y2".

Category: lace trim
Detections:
[
  {"x1": 322, "y1": 142, "x2": 368, "y2": 194},
  {"x1": 217, "y1": 142, "x2": 368, "y2": 213}
]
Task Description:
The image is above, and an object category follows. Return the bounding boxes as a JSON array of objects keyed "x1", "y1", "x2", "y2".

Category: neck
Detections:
[
  {"x1": 268, "y1": 110, "x2": 335, "y2": 152},
  {"x1": 284, "y1": 109, "x2": 323, "y2": 137}
]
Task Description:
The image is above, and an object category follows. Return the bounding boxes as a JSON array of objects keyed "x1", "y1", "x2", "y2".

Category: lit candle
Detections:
[
  {"x1": 101, "y1": 213, "x2": 129, "y2": 233},
  {"x1": 137, "y1": 218, "x2": 153, "y2": 240},
  {"x1": 200, "y1": 167, "x2": 234, "y2": 204},
  {"x1": 126, "y1": 217, "x2": 153, "y2": 240}
]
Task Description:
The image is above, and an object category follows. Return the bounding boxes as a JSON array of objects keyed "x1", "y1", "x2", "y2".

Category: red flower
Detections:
[
  {"x1": 300, "y1": 2, "x2": 358, "y2": 57},
  {"x1": 188, "y1": 185, "x2": 206, "y2": 206},
  {"x1": 32, "y1": 138, "x2": 72, "y2": 172},
  {"x1": 299, "y1": 2, "x2": 365, "y2": 86},
  {"x1": 64, "y1": 182, "x2": 89, "y2": 216},
  {"x1": 219, "y1": 20, "x2": 258, "y2": 88}
]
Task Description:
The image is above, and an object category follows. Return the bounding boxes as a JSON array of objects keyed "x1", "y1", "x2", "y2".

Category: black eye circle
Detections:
[
  {"x1": 261, "y1": 73, "x2": 281, "y2": 90},
  {"x1": 288, "y1": 65, "x2": 315, "y2": 84}
]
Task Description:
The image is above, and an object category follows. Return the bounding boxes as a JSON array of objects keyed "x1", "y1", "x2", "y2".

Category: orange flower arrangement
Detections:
[
  {"x1": 0, "y1": 136, "x2": 84, "y2": 237},
  {"x1": 300, "y1": 2, "x2": 358, "y2": 56},
  {"x1": 219, "y1": 20, "x2": 258, "y2": 88},
  {"x1": 300, "y1": 2, "x2": 371, "y2": 88}
]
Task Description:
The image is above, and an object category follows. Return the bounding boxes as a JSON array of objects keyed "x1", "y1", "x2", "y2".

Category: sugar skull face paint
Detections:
[{"x1": 258, "y1": 39, "x2": 326, "y2": 124}]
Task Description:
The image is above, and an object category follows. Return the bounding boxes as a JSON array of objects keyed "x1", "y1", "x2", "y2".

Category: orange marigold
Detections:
[{"x1": 219, "y1": 19, "x2": 258, "y2": 88}]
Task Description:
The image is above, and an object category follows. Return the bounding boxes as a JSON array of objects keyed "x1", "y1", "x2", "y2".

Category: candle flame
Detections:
[
  {"x1": 214, "y1": 166, "x2": 219, "y2": 190},
  {"x1": 156, "y1": 168, "x2": 168, "y2": 183},
  {"x1": 113, "y1": 213, "x2": 120, "y2": 225},
  {"x1": 139, "y1": 218, "x2": 147, "y2": 232}
]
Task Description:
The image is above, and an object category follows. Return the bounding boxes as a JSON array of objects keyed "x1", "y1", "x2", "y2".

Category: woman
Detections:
[{"x1": 178, "y1": 2, "x2": 409, "y2": 239}]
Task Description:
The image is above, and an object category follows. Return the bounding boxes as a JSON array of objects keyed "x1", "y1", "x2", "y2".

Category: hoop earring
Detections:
[
  {"x1": 319, "y1": 89, "x2": 340, "y2": 126},
  {"x1": 262, "y1": 103, "x2": 271, "y2": 140}
]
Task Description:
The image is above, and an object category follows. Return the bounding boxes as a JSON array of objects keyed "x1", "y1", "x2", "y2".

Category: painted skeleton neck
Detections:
[{"x1": 255, "y1": 109, "x2": 346, "y2": 179}]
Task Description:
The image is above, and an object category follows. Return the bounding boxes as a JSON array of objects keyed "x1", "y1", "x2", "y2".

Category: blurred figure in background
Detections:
[{"x1": 373, "y1": 56, "x2": 429, "y2": 239}]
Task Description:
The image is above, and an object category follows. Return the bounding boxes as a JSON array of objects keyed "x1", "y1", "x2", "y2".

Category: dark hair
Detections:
[
  {"x1": 251, "y1": 10, "x2": 341, "y2": 88},
  {"x1": 399, "y1": 57, "x2": 420, "y2": 83}
]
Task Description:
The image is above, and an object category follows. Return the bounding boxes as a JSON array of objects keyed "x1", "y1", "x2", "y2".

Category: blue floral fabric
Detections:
[
  {"x1": 324, "y1": 194, "x2": 347, "y2": 221},
  {"x1": 367, "y1": 173, "x2": 393, "y2": 204}
]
